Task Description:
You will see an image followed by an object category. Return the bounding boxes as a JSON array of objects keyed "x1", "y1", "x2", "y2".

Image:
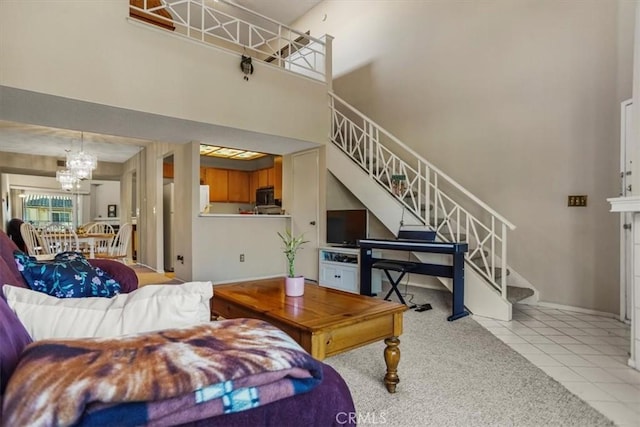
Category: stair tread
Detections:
[
  {"x1": 507, "y1": 286, "x2": 534, "y2": 303},
  {"x1": 469, "y1": 258, "x2": 510, "y2": 278}
]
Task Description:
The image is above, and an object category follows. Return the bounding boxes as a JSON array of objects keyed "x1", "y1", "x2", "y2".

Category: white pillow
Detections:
[{"x1": 2, "y1": 282, "x2": 213, "y2": 341}]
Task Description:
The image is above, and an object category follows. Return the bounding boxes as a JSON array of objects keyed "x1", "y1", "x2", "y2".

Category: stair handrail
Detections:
[
  {"x1": 329, "y1": 91, "x2": 516, "y2": 297},
  {"x1": 329, "y1": 92, "x2": 515, "y2": 229},
  {"x1": 129, "y1": 0, "x2": 327, "y2": 81}
]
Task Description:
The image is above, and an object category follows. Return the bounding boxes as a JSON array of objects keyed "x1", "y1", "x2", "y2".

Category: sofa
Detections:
[{"x1": 0, "y1": 229, "x2": 356, "y2": 426}]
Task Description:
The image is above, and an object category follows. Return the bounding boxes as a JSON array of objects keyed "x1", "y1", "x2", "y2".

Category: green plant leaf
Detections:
[{"x1": 278, "y1": 229, "x2": 309, "y2": 277}]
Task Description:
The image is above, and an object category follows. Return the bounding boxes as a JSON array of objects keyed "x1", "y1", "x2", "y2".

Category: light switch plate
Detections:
[{"x1": 568, "y1": 195, "x2": 587, "y2": 207}]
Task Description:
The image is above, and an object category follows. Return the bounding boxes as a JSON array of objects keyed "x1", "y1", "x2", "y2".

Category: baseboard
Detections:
[
  {"x1": 384, "y1": 276, "x2": 619, "y2": 321},
  {"x1": 522, "y1": 300, "x2": 619, "y2": 320}
]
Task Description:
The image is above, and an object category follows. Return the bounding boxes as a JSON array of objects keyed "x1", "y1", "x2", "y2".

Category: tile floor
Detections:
[{"x1": 473, "y1": 305, "x2": 640, "y2": 427}]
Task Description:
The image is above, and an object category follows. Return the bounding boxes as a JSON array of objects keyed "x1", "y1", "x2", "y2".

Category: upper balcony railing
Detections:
[{"x1": 129, "y1": 0, "x2": 328, "y2": 82}]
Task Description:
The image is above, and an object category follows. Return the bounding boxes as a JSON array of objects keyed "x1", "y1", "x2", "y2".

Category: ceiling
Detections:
[
  {"x1": 0, "y1": 0, "x2": 323, "y2": 166},
  {"x1": 233, "y1": 0, "x2": 321, "y2": 25},
  {"x1": 0, "y1": 120, "x2": 146, "y2": 163}
]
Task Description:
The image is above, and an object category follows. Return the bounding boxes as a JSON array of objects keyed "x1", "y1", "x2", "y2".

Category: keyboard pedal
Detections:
[{"x1": 415, "y1": 304, "x2": 432, "y2": 312}]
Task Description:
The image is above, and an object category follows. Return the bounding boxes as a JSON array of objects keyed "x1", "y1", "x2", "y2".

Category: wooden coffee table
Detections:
[{"x1": 211, "y1": 277, "x2": 407, "y2": 393}]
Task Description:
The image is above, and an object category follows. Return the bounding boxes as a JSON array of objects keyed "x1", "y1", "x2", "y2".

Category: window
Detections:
[{"x1": 22, "y1": 194, "x2": 74, "y2": 228}]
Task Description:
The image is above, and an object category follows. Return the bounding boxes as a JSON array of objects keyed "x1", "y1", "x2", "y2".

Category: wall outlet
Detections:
[{"x1": 240, "y1": 254, "x2": 245, "y2": 262}]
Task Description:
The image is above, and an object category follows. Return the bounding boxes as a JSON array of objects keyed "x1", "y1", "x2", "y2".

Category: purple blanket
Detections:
[{"x1": 2, "y1": 319, "x2": 322, "y2": 426}]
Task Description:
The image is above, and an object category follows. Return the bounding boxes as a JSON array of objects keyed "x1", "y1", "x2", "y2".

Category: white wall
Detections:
[
  {"x1": 0, "y1": 0, "x2": 328, "y2": 146},
  {"x1": 296, "y1": 0, "x2": 636, "y2": 313},
  {"x1": 92, "y1": 181, "x2": 120, "y2": 220},
  {"x1": 192, "y1": 216, "x2": 290, "y2": 283}
]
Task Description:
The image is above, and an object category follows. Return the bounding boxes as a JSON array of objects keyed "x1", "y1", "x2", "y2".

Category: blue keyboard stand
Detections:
[{"x1": 359, "y1": 238, "x2": 469, "y2": 321}]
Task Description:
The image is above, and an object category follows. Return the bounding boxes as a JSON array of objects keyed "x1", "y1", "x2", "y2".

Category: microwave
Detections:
[{"x1": 256, "y1": 186, "x2": 275, "y2": 206}]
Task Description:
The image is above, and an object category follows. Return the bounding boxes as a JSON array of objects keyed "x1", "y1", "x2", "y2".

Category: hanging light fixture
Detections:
[
  {"x1": 56, "y1": 168, "x2": 78, "y2": 191},
  {"x1": 56, "y1": 132, "x2": 97, "y2": 191},
  {"x1": 66, "y1": 132, "x2": 97, "y2": 180}
]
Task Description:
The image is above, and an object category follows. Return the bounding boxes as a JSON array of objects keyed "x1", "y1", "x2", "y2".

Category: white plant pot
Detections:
[{"x1": 285, "y1": 276, "x2": 305, "y2": 297}]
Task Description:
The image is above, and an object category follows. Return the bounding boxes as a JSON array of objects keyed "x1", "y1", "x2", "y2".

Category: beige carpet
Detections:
[
  {"x1": 131, "y1": 264, "x2": 184, "y2": 287},
  {"x1": 324, "y1": 285, "x2": 614, "y2": 427}
]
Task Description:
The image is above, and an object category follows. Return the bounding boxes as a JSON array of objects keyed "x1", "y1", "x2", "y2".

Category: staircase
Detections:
[{"x1": 328, "y1": 93, "x2": 535, "y2": 321}]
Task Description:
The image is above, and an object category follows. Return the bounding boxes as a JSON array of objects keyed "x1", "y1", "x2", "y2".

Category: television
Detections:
[{"x1": 326, "y1": 209, "x2": 368, "y2": 247}]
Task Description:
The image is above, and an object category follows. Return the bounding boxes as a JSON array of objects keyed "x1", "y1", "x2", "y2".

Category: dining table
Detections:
[{"x1": 77, "y1": 233, "x2": 115, "y2": 258}]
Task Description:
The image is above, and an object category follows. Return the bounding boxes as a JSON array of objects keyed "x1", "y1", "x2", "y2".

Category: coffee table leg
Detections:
[{"x1": 383, "y1": 336, "x2": 400, "y2": 393}]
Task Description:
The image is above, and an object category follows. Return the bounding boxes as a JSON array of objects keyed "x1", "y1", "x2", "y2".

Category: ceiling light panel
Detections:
[
  {"x1": 233, "y1": 151, "x2": 266, "y2": 160},
  {"x1": 199, "y1": 144, "x2": 267, "y2": 160}
]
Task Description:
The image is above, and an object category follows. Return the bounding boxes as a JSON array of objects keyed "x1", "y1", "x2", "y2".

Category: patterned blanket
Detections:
[{"x1": 2, "y1": 318, "x2": 323, "y2": 426}]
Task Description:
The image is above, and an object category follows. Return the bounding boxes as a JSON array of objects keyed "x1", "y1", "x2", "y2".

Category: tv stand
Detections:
[
  {"x1": 329, "y1": 243, "x2": 359, "y2": 249},
  {"x1": 319, "y1": 246, "x2": 381, "y2": 294}
]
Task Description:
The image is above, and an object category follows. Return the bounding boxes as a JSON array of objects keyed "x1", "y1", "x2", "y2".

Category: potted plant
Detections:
[{"x1": 278, "y1": 229, "x2": 309, "y2": 296}]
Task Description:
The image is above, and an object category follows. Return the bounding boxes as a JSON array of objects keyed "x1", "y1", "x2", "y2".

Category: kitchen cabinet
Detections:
[
  {"x1": 200, "y1": 156, "x2": 282, "y2": 205},
  {"x1": 257, "y1": 168, "x2": 270, "y2": 188},
  {"x1": 228, "y1": 170, "x2": 250, "y2": 202},
  {"x1": 252, "y1": 157, "x2": 282, "y2": 198},
  {"x1": 203, "y1": 167, "x2": 250, "y2": 203},
  {"x1": 274, "y1": 157, "x2": 282, "y2": 199},
  {"x1": 205, "y1": 168, "x2": 228, "y2": 202},
  {"x1": 162, "y1": 162, "x2": 174, "y2": 179},
  {"x1": 249, "y1": 171, "x2": 259, "y2": 203}
]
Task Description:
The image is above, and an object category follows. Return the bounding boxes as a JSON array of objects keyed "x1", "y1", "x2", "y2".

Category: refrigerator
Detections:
[
  {"x1": 163, "y1": 183, "x2": 175, "y2": 272},
  {"x1": 199, "y1": 185, "x2": 210, "y2": 213}
]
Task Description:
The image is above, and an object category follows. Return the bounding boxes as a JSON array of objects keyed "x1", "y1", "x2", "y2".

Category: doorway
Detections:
[
  {"x1": 162, "y1": 154, "x2": 175, "y2": 272},
  {"x1": 620, "y1": 99, "x2": 633, "y2": 322},
  {"x1": 291, "y1": 149, "x2": 319, "y2": 281}
]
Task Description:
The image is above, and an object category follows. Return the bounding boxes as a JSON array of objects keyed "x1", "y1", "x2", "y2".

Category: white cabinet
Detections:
[
  {"x1": 318, "y1": 247, "x2": 381, "y2": 294},
  {"x1": 320, "y1": 263, "x2": 359, "y2": 293}
]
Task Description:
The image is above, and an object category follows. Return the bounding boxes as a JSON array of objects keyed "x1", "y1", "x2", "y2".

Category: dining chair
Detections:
[
  {"x1": 96, "y1": 223, "x2": 132, "y2": 263},
  {"x1": 8, "y1": 218, "x2": 27, "y2": 252},
  {"x1": 79, "y1": 222, "x2": 95, "y2": 233},
  {"x1": 84, "y1": 222, "x2": 115, "y2": 255},
  {"x1": 40, "y1": 224, "x2": 79, "y2": 255},
  {"x1": 20, "y1": 222, "x2": 50, "y2": 256}
]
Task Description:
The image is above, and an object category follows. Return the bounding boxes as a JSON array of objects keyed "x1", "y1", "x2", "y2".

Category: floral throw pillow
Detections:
[{"x1": 13, "y1": 251, "x2": 121, "y2": 298}]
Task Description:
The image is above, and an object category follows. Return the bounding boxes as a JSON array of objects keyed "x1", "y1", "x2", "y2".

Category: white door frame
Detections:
[
  {"x1": 291, "y1": 149, "x2": 320, "y2": 281},
  {"x1": 621, "y1": 98, "x2": 633, "y2": 323}
]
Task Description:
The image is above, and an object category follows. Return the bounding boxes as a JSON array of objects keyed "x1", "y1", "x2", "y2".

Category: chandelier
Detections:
[
  {"x1": 56, "y1": 169, "x2": 77, "y2": 191},
  {"x1": 56, "y1": 132, "x2": 97, "y2": 190}
]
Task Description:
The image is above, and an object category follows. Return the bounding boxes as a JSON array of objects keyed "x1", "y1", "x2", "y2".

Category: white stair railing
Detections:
[
  {"x1": 129, "y1": 0, "x2": 326, "y2": 81},
  {"x1": 329, "y1": 92, "x2": 516, "y2": 297}
]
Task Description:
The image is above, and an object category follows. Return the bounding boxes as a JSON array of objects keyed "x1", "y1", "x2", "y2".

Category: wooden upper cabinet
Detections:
[
  {"x1": 251, "y1": 157, "x2": 283, "y2": 201},
  {"x1": 162, "y1": 162, "x2": 174, "y2": 179},
  {"x1": 205, "y1": 168, "x2": 228, "y2": 202},
  {"x1": 228, "y1": 170, "x2": 250, "y2": 203},
  {"x1": 249, "y1": 171, "x2": 259, "y2": 203},
  {"x1": 274, "y1": 156, "x2": 283, "y2": 200},
  {"x1": 257, "y1": 169, "x2": 270, "y2": 188},
  {"x1": 130, "y1": 0, "x2": 176, "y2": 31},
  {"x1": 267, "y1": 168, "x2": 275, "y2": 186},
  {"x1": 199, "y1": 167, "x2": 207, "y2": 185},
  {"x1": 200, "y1": 157, "x2": 282, "y2": 205}
]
